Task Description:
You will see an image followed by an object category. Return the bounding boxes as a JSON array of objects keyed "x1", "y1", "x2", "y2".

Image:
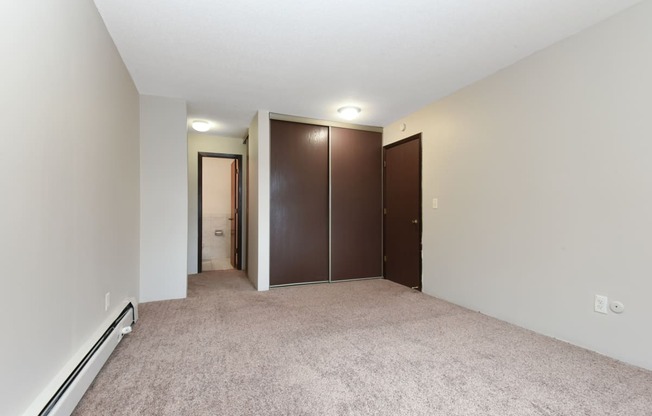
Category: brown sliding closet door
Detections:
[
  {"x1": 270, "y1": 120, "x2": 329, "y2": 285},
  {"x1": 331, "y1": 128, "x2": 383, "y2": 280}
]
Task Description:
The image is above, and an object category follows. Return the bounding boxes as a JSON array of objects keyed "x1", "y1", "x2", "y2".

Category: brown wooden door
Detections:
[
  {"x1": 270, "y1": 120, "x2": 329, "y2": 285},
  {"x1": 331, "y1": 127, "x2": 382, "y2": 280},
  {"x1": 383, "y1": 134, "x2": 422, "y2": 290},
  {"x1": 230, "y1": 159, "x2": 238, "y2": 268}
]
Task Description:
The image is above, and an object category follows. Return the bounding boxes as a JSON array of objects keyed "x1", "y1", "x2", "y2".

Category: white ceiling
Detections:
[{"x1": 94, "y1": 0, "x2": 641, "y2": 138}]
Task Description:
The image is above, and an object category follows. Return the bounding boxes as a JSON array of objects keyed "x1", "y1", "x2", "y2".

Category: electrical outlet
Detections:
[
  {"x1": 594, "y1": 294, "x2": 608, "y2": 314},
  {"x1": 105, "y1": 292, "x2": 110, "y2": 311}
]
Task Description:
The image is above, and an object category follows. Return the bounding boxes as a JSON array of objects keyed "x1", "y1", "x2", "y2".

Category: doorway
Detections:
[
  {"x1": 198, "y1": 152, "x2": 242, "y2": 273},
  {"x1": 383, "y1": 134, "x2": 422, "y2": 290}
]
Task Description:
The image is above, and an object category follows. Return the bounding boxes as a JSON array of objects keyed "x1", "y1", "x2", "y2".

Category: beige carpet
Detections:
[{"x1": 73, "y1": 270, "x2": 652, "y2": 415}]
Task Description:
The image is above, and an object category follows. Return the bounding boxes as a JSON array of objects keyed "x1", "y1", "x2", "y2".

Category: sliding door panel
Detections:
[
  {"x1": 331, "y1": 127, "x2": 382, "y2": 280},
  {"x1": 270, "y1": 120, "x2": 329, "y2": 285}
]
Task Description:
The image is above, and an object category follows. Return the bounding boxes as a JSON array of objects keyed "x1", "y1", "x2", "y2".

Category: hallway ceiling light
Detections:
[
  {"x1": 337, "y1": 106, "x2": 361, "y2": 120},
  {"x1": 192, "y1": 120, "x2": 211, "y2": 132}
]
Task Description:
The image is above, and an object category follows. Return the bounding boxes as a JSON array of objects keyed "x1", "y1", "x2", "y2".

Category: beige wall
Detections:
[
  {"x1": 140, "y1": 95, "x2": 188, "y2": 302},
  {"x1": 202, "y1": 158, "x2": 233, "y2": 216},
  {"x1": 0, "y1": 1, "x2": 140, "y2": 414},
  {"x1": 187, "y1": 133, "x2": 247, "y2": 274},
  {"x1": 246, "y1": 111, "x2": 270, "y2": 290},
  {"x1": 384, "y1": 0, "x2": 652, "y2": 370}
]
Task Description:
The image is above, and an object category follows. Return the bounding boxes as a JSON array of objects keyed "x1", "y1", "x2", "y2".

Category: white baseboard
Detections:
[{"x1": 23, "y1": 300, "x2": 138, "y2": 416}]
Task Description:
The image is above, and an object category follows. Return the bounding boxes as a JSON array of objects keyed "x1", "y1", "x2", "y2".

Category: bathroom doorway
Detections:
[{"x1": 198, "y1": 152, "x2": 242, "y2": 272}]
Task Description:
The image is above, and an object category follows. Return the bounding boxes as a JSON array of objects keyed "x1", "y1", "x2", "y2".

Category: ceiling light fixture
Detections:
[
  {"x1": 337, "y1": 106, "x2": 361, "y2": 120},
  {"x1": 191, "y1": 120, "x2": 211, "y2": 132}
]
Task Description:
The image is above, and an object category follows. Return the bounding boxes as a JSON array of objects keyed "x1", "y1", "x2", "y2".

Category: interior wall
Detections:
[
  {"x1": 202, "y1": 158, "x2": 232, "y2": 216},
  {"x1": 187, "y1": 133, "x2": 247, "y2": 274},
  {"x1": 247, "y1": 111, "x2": 271, "y2": 291},
  {"x1": 140, "y1": 95, "x2": 188, "y2": 302},
  {"x1": 0, "y1": 2, "x2": 140, "y2": 415},
  {"x1": 384, "y1": 0, "x2": 652, "y2": 370}
]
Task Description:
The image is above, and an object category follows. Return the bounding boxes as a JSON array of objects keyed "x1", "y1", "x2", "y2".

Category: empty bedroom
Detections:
[{"x1": 2, "y1": 1, "x2": 651, "y2": 415}]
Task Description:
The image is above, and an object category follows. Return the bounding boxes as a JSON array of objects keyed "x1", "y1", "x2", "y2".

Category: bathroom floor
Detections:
[{"x1": 202, "y1": 257, "x2": 234, "y2": 271}]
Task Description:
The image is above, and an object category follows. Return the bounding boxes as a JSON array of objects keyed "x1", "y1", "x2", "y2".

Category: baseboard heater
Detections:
[{"x1": 38, "y1": 303, "x2": 136, "y2": 416}]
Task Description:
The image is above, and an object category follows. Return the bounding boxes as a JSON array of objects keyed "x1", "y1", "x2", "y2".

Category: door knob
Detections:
[{"x1": 411, "y1": 219, "x2": 418, "y2": 224}]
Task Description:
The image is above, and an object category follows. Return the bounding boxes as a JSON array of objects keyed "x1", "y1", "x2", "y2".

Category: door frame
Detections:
[
  {"x1": 198, "y1": 152, "x2": 243, "y2": 273},
  {"x1": 382, "y1": 133, "x2": 423, "y2": 290}
]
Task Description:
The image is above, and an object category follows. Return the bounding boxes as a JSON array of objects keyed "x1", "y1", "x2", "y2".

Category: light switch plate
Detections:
[{"x1": 432, "y1": 198, "x2": 438, "y2": 209}]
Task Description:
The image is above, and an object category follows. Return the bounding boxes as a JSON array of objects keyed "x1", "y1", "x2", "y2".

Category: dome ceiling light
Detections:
[
  {"x1": 337, "y1": 106, "x2": 361, "y2": 120},
  {"x1": 191, "y1": 120, "x2": 211, "y2": 132}
]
